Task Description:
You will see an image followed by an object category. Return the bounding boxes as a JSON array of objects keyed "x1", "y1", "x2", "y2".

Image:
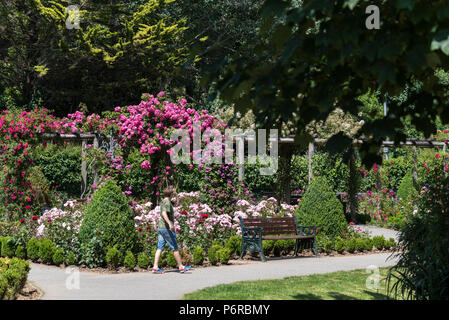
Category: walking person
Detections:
[{"x1": 152, "y1": 186, "x2": 191, "y2": 274}]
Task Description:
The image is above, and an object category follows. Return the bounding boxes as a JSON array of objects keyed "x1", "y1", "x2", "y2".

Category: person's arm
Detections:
[{"x1": 161, "y1": 210, "x2": 174, "y2": 231}]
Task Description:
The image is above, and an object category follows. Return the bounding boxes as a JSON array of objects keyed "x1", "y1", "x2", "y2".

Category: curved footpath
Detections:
[
  {"x1": 29, "y1": 226, "x2": 399, "y2": 300},
  {"x1": 29, "y1": 252, "x2": 398, "y2": 300}
]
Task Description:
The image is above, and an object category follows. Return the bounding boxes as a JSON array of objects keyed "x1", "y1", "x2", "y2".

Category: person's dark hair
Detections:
[{"x1": 162, "y1": 186, "x2": 175, "y2": 198}]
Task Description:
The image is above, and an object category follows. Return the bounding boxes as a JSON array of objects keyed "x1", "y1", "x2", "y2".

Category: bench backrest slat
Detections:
[{"x1": 241, "y1": 217, "x2": 297, "y2": 235}]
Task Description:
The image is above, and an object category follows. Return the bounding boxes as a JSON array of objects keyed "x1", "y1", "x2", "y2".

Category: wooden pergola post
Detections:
[
  {"x1": 278, "y1": 143, "x2": 295, "y2": 205},
  {"x1": 308, "y1": 141, "x2": 314, "y2": 184},
  {"x1": 412, "y1": 145, "x2": 419, "y2": 189}
]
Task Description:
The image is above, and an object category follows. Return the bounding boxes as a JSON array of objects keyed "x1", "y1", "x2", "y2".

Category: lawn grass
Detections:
[{"x1": 182, "y1": 267, "x2": 398, "y2": 300}]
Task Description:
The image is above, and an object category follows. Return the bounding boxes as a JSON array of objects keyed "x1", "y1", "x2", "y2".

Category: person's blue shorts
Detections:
[{"x1": 157, "y1": 228, "x2": 179, "y2": 251}]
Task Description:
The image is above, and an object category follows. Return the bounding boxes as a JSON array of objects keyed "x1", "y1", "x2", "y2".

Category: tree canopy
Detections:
[{"x1": 203, "y1": 0, "x2": 449, "y2": 165}]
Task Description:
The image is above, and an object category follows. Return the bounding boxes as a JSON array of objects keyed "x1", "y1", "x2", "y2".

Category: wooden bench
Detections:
[{"x1": 238, "y1": 216, "x2": 318, "y2": 262}]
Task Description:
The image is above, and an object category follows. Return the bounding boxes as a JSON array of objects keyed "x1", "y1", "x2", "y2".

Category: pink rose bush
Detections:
[
  {"x1": 35, "y1": 200, "x2": 84, "y2": 253},
  {"x1": 132, "y1": 192, "x2": 297, "y2": 250}
]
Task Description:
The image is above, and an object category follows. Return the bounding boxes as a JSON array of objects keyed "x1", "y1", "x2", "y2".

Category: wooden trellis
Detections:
[{"x1": 234, "y1": 134, "x2": 448, "y2": 218}]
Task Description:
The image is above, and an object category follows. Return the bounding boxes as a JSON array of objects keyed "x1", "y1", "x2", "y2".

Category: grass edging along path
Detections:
[{"x1": 182, "y1": 267, "x2": 397, "y2": 300}]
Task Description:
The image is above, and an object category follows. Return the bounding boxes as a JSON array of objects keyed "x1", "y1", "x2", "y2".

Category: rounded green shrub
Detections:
[
  {"x1": 123, "y1": 251, "x2": 136, "y2": 270},
  {"x1": 324, "y1": 239, "x2": 334, "y2": 254},
  {"x1": 208, "y1": 245, "x2": 222, "y2": 266},
  {"x1": 65, "y1": 251, "x2": 77, "y2": 266},
  {"x1": 0, "y1": 258, "x2": 30, "y2": 300},
  {"x1": 14, "y1": 246, "x2": 26, "y2": 260},
  {"x1": 272, "y1": 241, "x2": 282, "y2": 257},
  {"x1": 345, "y1": 238, "x2": 357, "y2": 253},
  {"x1": 295, "y1": 176, "x2": 347, "y2": 240},
  {"x1": 53, "y1": 248, "x2": 65, "y2": 265},
  {"x1": 262, "y1": 240, "x2": 275, "y2": 256},
  {"x1": 355, "y1": 238, "x2": 366, "y2": 252},
  {"x1": 334, "y1": 237, "x2": 345, "y2": 254},
  {"x1": 0, "y1": 276, "x2": 7, "y2": 300},
  {"x1": 159, "y1": 251, "x2": 168, "y2": 268},
  {"x1": 218, "y1": 247, "x2": 232, "y2": 264},
  {"x1": 192, "y1": 247, "x2": 205, "y2": 265},
  {"x1": 137, "y1": 253, "x2": 151, "y2": 269},
  {"x1": 384, "y1": 238, "x2": 396, "y2": 250},
  {"x1": 105, "y1": 246, "x2": 121, "y2": 270},
  {"x1": 225, "y1": 236, "x2": 241, "y2": 256},
  {"x1": 280, "y1": 239, "x2": 295, "y2": 254},
  {"x1": 38, "y1": 239, "x2": 56, "y2": 264},
  {"x1": 78, "y1": 180, "x2": 138, "y2": 262},
  {"x1": 372, "y1": 236, "x2": 386, "y2": 250},
  {"x1": 1, "y1": 236, "x2": 15, "y2": 258},
  {"x1": 166, "y1": 252, "x2": 178, "y2": 268},
  {"x1": 363, "y1": 238, "x2": 374, "y2": 251},
  {"x1": 27, "y1": 238, "x2": 40, "y2": 262}
]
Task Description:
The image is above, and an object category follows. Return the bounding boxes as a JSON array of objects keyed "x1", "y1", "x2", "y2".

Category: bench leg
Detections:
[
  {"x1": 294, "y1": 239, "x2": 299, "y2": 256},
  {"x1": 259, "y1": 244, "x2": 266, "y2": 262},
  {"x1": 313, "y1": 238, "x2": 319, "y2": 257},
  {"x1": 238, "y1": 241, "x2": 246, "y2": 260}
]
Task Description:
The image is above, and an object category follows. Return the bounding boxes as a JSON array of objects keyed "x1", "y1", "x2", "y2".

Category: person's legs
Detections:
[
  {"x1": 163, "y1": 230, "x2": 189, "y2": 270},
  {"x1": 153, "y1": 249, "x2": 163, "y2": 269},
  {"x1": 173, "y1": 250, "x2": 183, "y2": 269},
  {"x1": 153, "y1": 230, "x2": 166, "y2": 271}
]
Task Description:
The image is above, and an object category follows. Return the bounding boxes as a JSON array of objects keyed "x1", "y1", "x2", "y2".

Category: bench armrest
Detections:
[
  {"x1": 297, "y1": 225, "x2": 318, "y2": 236},
  {"x1": 239, "y1": 217, "x2": 263, "y2": 239},
  {"x1": 241, "y1": 226, "x2": 263, "y2": 239}
]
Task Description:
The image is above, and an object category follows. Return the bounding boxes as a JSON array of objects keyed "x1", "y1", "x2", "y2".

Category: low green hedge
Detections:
[{"x1": 0, "y1": 257, "x2": 30, "y2": 300}]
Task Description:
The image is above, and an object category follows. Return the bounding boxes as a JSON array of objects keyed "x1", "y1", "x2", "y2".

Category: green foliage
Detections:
[
  {"x1": 387, "y1": 170, "x2": 449, "y2": 300},
  {"x1": 1, "y1": 236, "x2": 15, "y2": 258},
  {"x1": 397, "y1": 170, "x2": 418, "y2": 202},
  {"x1": 345, "y1": 239, "x2": 357, "y2": 254},
  {"x1": 34, "y1": 144, "x2": 82, "y2": 198},
  {"x1": 218, "y1": 247, "x2": 232, "y2": 265},
  {"x1": 14, "y1": 246, "x2": 26, "y2": 260},
  {"x1": 192, "y1": 247, "x2": 205, "y2": 265},
  {"x1": 262, "y1": 240, "x2": 275, "y2": 256},
  {"x1": 334, "y1": 237, "x2": 345, "y2": 254},
  {"x1": 272, "y1": 241, "x2": 282, "y2": 257},
  {"x1": 384, "y1": 238, "x2": 396, "y2": 250},
  {"x1": 0, "y1": 258, "x2": 30, "y2": 300},
  {"x1": 323, "y1": 239, "x2": 333, "y2": 254},
  {"x1": 166, "y1": 252, "x2": 178, "y2": 268},
  {"x1": 79, "y1": 235, "x2": 105, "y2": 268},
  {"x1": 372, "y1": 236, "x2": 386, "y2": 250},
  {"x1": 0, "y1": 0, "x2": 190, "y2": 114},
  {"x1": 26, "y1": 166, "x2": 56, "y2": 209},
  {"x1": 208, "y1": 244, "x2": 222, "y2": 266},
  {"x1": 383, "y1": 157, "x2": 413, "y2": 193},
  {"x1": 123, "y1": 251, "x2": 136, "y2": 270},
  {"x1": 26, "y1": 238, "x2": 40, "y2": 262},
  {"x1": 105, "y1": 246, "x2": 122, "y2": 270},
  {"x1": 78, "y1": 179, "x2": 138, "y2": 263},
  {"x1": 355, "y1": 238, "x2": 366, "y2": 252},
  {"x1": 137, "y1": 252, "x2": 151, "y2": 269},
  {"x1": 364, "y1": 238, "x2": 374, "y2": 251},
  {"x1": 65, "y1": 251, "x2": 77, "y2": 266},
  {"x1": 295, "y1": 176, "x2": 347, "y2": 240},
  {"x1": 207, "y1": 0, "x2": 449, "y2": 167},
  {"x1": 225, "y1": 236, "x2": 241, "y2": 256},
  {"x1": 52, "y1": 248, "x2": 65, "y2": 265},
  {"x1": 38, "y1": 239, "x2": 56, "y2": 265}
]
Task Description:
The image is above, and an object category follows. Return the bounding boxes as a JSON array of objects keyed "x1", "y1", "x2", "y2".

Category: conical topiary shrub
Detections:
[
  {"x1": 78, "y1": 179, "x2": 138, "y2": 265},
  {"x1": 295, "y1": 175, "x2": 347, "y2": 240}
]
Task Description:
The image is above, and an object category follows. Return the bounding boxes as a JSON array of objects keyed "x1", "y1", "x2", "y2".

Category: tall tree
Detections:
[{"x1": 0, "y1": 0, "x2": 189, "y2": 114}]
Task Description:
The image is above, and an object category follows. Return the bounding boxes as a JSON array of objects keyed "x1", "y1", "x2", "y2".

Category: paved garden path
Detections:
[
  {"x1": 29, "y1": 251, "x2": 398, "y2": 300},
  {"x1": 353, "y1": 225, "x2": 400, "y2": 242}
]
